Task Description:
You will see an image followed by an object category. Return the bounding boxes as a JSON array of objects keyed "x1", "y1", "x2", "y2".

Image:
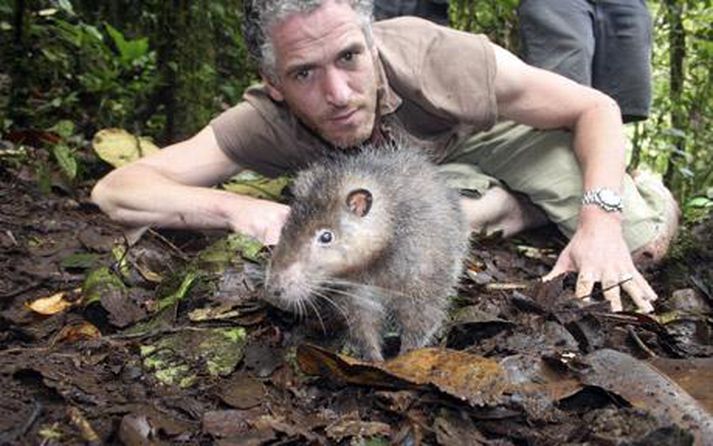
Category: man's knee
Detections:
[{"x1": 631, "y1": 173, "x2": 680, "y2": 268}]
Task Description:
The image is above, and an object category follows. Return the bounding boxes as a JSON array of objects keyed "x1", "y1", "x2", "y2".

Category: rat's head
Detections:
[{"x1": 265, "y1": 165, "x2": 392, "y2": 309}]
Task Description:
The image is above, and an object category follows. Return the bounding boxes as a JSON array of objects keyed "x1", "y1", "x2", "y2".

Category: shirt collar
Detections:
[{"x1": 375, "y1": 51, "x2": 402, "y2": 116}]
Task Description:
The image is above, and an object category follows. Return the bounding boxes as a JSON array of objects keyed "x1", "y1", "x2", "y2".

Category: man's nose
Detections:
[{"x1": 323, "y1": 67, "x2": 351, "y2": 107}]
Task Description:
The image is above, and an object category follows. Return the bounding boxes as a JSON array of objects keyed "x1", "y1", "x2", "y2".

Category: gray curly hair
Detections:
[{"x1": 243, "y1": 0, "x2": 375, "y2": 82}]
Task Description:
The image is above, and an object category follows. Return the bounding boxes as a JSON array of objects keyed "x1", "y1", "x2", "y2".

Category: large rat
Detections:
[{"x1": 265, "y1": 145, "x2": 469, "y2": 361}]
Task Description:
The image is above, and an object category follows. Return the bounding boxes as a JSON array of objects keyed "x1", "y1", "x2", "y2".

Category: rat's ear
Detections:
[{"x1": 346, "y1": 189, "x2": 373, "y2": 217}]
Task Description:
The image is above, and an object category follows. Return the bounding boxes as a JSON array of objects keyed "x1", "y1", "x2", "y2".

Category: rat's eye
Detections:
[{"x1": 316, "y1": 229, "x2": 334, "y2": 245}]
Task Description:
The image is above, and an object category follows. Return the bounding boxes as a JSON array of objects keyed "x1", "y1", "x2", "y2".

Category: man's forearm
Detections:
[
  {"x1": 571, "y1": 97, "x2": 627, "y2": 226},
  {"x1": 572, "y1": 98, "x2": 627, "y2": 195},
  {"x1": 92, "y1": 163, "x2": 271, "y2": 233}
]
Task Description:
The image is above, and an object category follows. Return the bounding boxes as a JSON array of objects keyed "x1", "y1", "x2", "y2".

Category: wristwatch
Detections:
[{"x1": 581, "y1": 188, "x2": 623, "y2": 212}]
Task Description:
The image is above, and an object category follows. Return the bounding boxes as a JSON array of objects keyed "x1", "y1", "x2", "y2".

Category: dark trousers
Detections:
[
  {"x1": 373, "y1": 0, "x2": 450, "y2": 26},
  {"x1": 518, "y1": 0, "x2": 652, "y2": 122}
]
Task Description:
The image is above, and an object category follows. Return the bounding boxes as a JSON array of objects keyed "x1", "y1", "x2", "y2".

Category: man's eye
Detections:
[
  {"x1": 342, "y1": 52, "x2": 353, "y2": 62},
  {"x1": 294, "y1": 69, "x2": 311, "y2": 81}
]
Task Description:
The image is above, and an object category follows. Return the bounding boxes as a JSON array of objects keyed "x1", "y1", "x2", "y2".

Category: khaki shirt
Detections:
[{"x1": 210, "y1": 17, "x2": 497, "y2": 177}]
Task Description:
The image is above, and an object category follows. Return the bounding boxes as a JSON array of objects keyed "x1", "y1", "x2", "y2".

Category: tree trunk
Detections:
[
  {"x1": 8, "y1": 0, "x2": 28, "y2": 127},
  {"x1": 155, "y1": 0, "x2": 216, "y2": 144},
  {"x1": 156, "y1": 0, "x2": 180, "y2": 142},
  {"x1": 663, "y1": 0, "x2": 686, "y2": 186}
]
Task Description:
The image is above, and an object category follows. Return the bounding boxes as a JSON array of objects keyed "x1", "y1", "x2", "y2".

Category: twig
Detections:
[
  {"x1": 20, "y1": 400, "x2": 42, "y2": 438},
  {"x1": 578, "y1": 277, "x2": 634, "y2": 300},
  {"x1": 105, "y1": 325, "x2": 213, "y2": 341},
  {"x1": 0, "y1": 400, "x2": 42, "y2": 444},
  {"x1": 147, "y1": 228, "x2": 190, "y2": 261},
  {"x1": 627, "y1": 325, "x2": 658, "y2": 358},
  {"x1": 0, "y1": 346, "x2": 51, "y2": 355},
  {"x1": 484, "y1": 282, "x2": 528, "y2": 291}
]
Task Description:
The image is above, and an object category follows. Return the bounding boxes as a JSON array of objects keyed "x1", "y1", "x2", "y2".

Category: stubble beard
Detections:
[{"x1": 324, "y1": 105, "x2": 377, "y2": 149}]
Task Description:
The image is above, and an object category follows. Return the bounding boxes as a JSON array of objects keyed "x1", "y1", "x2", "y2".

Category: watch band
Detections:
[{"x1": 581, "y1": 188, "x2": 623, "y2": 212}]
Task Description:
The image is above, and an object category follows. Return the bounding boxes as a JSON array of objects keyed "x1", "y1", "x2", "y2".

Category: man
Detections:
[{"x1": 92, "y1": 0, "x2": 677, "y2": 313}]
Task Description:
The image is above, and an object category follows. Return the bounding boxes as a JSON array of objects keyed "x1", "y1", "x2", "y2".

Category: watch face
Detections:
[{"x1": 598, "y1": 189, "x2": 622, "y2": 207}]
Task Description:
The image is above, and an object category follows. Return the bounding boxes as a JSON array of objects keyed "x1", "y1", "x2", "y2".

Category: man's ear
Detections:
[
  {"x1": 369, "y1": 43, "x2": 378, "y2": 61},
  {"x1": 262, "y1": 74, "x2": 285, "y2": 102}
]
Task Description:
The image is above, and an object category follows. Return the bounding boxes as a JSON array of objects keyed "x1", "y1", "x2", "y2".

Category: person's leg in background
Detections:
[
  {"x1": 517, "y1": 0, "x2": 595, "y2": 84},
  {"x1": 592, "y1": 0, "x2": 653, "y2": 122}
]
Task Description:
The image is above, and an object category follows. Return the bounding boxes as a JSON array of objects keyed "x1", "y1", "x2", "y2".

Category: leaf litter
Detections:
[{"x1": 1, "y1": 156, "x2": 713, "y2": 445}]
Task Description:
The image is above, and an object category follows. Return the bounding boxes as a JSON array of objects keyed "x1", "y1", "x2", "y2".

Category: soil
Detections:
[{"x1": 1, "y1": 155, "x2": 712, "y2": 445}]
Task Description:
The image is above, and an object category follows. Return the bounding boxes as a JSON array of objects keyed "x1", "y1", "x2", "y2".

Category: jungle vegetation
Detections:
[{"x1": 1, "y1": 0, "x2": 711, "y2": 219}]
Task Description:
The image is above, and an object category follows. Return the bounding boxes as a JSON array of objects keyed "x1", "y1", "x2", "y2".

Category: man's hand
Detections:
[
  {"x1": 229, "y1": 199, "x2": 290, "y2": 246},
  {"x1": 543, "y1": 211, "x2": 657, "y2": 313}
]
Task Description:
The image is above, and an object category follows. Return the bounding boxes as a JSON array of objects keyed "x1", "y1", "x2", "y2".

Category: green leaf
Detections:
[
  {"x1": 223, "y1": 171, "x2": 290, "y2": 201},
  {"x1": 92, "y1": 128, "x2": 160, "y2": 167},
  {"x1": 49, "y1": 120, "x2": 75, "y2": 138},
  {"x1": 140, "y1": 327, "x2": 247, "y2": 387},
  {"x1": 157, "y1": 271, "x2": 198, "y2": 312},
  {"x1": 197, "y1": 233, "x2": 265, "y2": 273},
  {"x1": 56, "y1": 0, "x2": 76, "y2": 16},
  {"x1": 82, "y1": 267, "x2": 127, "y2": 306},
  {"x1": 687, "y1": 197, "x2": 713, "y2": 208},
  {"x1": 83, "y1": 24, "x2": 104, "y2": 43},
  {"x1": 105, "y1": 23, "x2": 149, "y2": 66},
  {"x1": 52, "y1": 143, "x2": 78, "y2": 180},
  {"x1": 61, "y1": 253, "x2": 100, "y2": 269}
]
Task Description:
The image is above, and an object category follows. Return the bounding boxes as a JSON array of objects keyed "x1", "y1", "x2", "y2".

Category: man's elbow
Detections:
[
  {"x1": 588, "y1": 89, "x2": 622, "y2": 117},
  {"x1": 91, "y1": 173, "x2": 122, "y2": 221}
]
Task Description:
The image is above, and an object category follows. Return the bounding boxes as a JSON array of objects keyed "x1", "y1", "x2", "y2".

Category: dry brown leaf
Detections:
[
  {"x1": 51, "y1": 322, "x2": 102, "y2": 344},
  {"x1": 297, "y1": 344, "x2": 507, "y2": 406},
  {"x1": 25, "y1": 288, "x2": 81, "y2": 315}
]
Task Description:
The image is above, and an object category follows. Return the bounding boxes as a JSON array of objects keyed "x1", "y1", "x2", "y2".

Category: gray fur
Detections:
[{"x1": 266, "y1": 145, "x2": 469, "y2": 361}]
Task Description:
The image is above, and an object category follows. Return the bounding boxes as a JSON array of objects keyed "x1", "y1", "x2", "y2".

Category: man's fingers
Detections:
[
  {"x1": 602, "y1": 279, "x2": 623, "y2": 312},
  {"x1": 575, "y1": 272, "x2": 596, "y2": 300},
  {"x1": 543, "y1": 254, "x2": 574, "y2": 282},
  {"x1": 602, "y1": 271, "x2": 657, "y2": 313},
  {"x1": 636, "y1": 274, "x2": 659, "y2": 302},
  {"x1": 542, "y1": 269, "x2": 562, "y2": 282},
  {"x1": 621, "y1": 280, "x2": 654, "y2": 313}
]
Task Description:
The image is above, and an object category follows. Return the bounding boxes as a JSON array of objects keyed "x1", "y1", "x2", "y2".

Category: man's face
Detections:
[{"x1": 264, "y1": 0, "x2": 379, "y2": 148}]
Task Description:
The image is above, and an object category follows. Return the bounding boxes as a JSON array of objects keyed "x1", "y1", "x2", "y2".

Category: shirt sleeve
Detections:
[
  {"x1": 374, "y1": 17, "x2": 498, "y2": 131},
  {"x1": 209, "y1": 87, "x2": 326, "y2": 177}
]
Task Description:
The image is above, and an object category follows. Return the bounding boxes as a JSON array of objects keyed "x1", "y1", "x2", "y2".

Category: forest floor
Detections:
[{"x1": 1, "y1": 148, "x2": 713, "y2": 445}]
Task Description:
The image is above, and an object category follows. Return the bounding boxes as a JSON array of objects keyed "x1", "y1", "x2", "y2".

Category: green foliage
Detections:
[
  {"x1": 1, "y1": 3, "x2": 158, "y2": 135},
  {"x1": 0, "y1": 0, "x2": 711, "y2": 222},
  {"x1": 450, "y1": 0, "x2": 520, "y2": 49},
  {"x1": 105, "y1": 23, "x2": 149, "y2": 67},
  {"x1": 635, "y1": 1, "x2": 713, "y2": 220},
  {"x1": 48, "y1": 120, "x2": 79, "y2": 181},
  {"x1": 0, "y1": 0, "x2": 258, "y2": 144}
]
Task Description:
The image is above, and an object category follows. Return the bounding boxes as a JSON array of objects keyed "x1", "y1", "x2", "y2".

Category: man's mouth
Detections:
[{"x1": 330, "y1": 108, "x2": 359, "y2": 123}]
